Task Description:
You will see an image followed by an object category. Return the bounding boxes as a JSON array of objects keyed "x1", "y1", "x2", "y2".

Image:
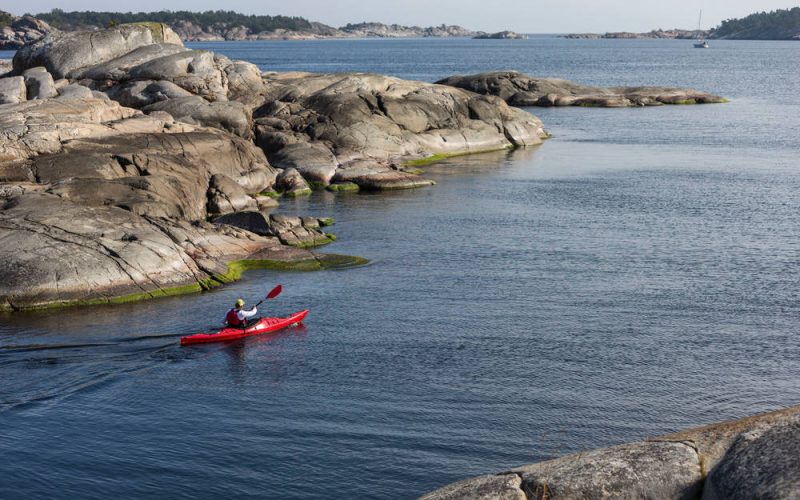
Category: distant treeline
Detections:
[
  {"x1": 714, "y1": 7, "x2": 800, "y2": 39},
  {"x1": 0, "y1": 10, "x2": 13, "y2": 27},
  {"x1": 33, "y1": 9, "x2": 316, "y2": 32}
]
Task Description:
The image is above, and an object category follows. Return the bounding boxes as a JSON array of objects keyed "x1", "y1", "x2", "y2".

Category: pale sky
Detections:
[{"x1": 7, "y1": 1, "x2": 800, "y2": 33}]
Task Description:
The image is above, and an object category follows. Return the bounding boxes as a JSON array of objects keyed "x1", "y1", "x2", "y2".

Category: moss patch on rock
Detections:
[
  {"x1": 283, "y1": 188, "x2": 312, "y2": 198},
  {"x1": 6, "y1": 253, "x2": 369, "y2": 312},
  {"x1": 326, "y1": 182, "x2": 360, "y2": 192},
  {"x1": 402, "y1": 146, "x2": 513, "y2": 167}
]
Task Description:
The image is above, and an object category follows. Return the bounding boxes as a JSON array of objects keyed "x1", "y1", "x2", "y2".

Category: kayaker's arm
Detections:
[{"x1": 237, "y1": 306, "x2": 258, "y2": 321}]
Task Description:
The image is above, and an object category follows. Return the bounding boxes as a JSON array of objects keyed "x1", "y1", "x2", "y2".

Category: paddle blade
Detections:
[{"x1": 266, "y1": 284, "x2": 283, "y2": 300}]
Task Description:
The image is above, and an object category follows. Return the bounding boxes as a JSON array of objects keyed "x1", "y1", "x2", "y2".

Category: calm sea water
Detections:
[{"x1": 1, "y1": 38, "x2": 799, "y2": 498}]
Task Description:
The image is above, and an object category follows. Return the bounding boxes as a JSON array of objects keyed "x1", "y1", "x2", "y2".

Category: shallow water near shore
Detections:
[{"x1": 1, "y1": 38, "x2": 800, "y2": 498}]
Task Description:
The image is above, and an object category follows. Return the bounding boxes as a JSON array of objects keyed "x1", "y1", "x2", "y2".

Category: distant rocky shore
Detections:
[
  {"x1": 423, "y1": 404, "x2": 800, "y2": 499},
  {"x1": 0, "y1": 22, "x2": 547, "y2": 310},
  {"x1": 0, "y1": 10, "x2": 490, "y2": 48},
  {"x1": 175, "y1": 22, "x2": 481, "y2": 41},
  {"x1": 563, "y1": 29, "x2": 709, "y2": 40},
  {"x1": 0, "y1": 14, "x2": 51, "y2": 49}
]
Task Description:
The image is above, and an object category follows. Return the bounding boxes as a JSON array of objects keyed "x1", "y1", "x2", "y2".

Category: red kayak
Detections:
[{"x1": 180, "y1": 310, "x2": 309, "y2": 345}]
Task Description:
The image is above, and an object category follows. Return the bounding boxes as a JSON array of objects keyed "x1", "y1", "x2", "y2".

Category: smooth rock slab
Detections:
[
  {"x1": 702, "y1": 414, "x2": 800, "y2": 500},
  {"x1": 71, "y1": 43, "x2": 189, "y2": 81},
  {"x1": 513, "y1": 441, "x2": 702, "y2": 499},
  {"x1": 13, "y1": 23, "x2": 183, "y2": 79}
]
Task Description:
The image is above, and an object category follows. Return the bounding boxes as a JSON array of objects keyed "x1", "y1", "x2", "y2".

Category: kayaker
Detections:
[{"x1": 225, "y1": 299, "x2": 258, "y2": 328}]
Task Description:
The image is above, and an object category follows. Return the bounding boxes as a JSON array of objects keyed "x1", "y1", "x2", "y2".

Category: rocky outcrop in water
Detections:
[
  {"x1": 0, "y1": 96, "x2": 331, "y2": 310},
  {"x1": 255, "y1": 71, "x2": 546, "y2": 189},
  {"x1": 422, "y1": 405, "x2": 800, "y2": 499},
  {"x1": 437, "y1": 71, "x2": 726, "y2": 107},
  {"x1": 473, "y1": 31, "x2": 527, "y2": 40},
  {"x1": 0, "y1": 25, "x2": 350, "y2": 310},
  {"x1": 0, "y1": 22, "x2": 546, "y2": 310}
]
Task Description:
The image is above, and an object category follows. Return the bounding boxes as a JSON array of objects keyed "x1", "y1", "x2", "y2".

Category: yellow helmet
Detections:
[{"x1": 235, "y1": 298, "x2": 245, "y2": 307}]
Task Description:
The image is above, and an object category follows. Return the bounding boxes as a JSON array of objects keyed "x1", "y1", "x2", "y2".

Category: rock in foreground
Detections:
[{"x1": 437, "y1": 71, "x2": 726, "y2": 107}]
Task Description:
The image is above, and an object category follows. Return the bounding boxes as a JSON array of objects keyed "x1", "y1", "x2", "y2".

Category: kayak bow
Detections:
[{"x1": 180, "y1": 310, "x2": 308, "y2": 346}]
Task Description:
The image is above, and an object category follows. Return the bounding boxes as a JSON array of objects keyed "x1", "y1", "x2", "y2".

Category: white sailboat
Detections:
[{"x1": 694, "y1": 10, "x2": 709, "y2": 48}]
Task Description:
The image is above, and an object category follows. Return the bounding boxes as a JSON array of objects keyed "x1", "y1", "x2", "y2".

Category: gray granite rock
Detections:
[
  {"x1": 267, "y1": 214, "x2": 335, "y2": 247},
  {"x1": 702, "y1": 414, "x2": 800, "y2": 500},
  {"x1": 23, "y1": 67, "x2": 57, "y2": 99},
  {"x1": 254, "y1": 72, "x2": 546, "y2": 190},
  {"x1": 206, "y1": 174, "x2": 258, "y2": 216},
  {"x1": 143, "y1": 96, "x2": 253, "y2": 138},
  {"x1": 276, "y1": 167, "x2": 312, "y2": 197},
  {"x1": 127, "y1": 50, "x2": 227, "y2": 101},
  {"x1": 422, "y1": 406, "x2": 800, "y2": 500},
  {"x1": 70, "y1": 43, "x2": 189, "y2": 81},
  {"x1": 332, "y1": 161, "x2": 436, "y2": 191},
  {"x1": 265, "y1": 142, "x2": 339, "y2": 185},
  {"x1": 421, "y1": 473, "x2": 526, "y2": 500},
  {"x1": 513, "y1": 441, "x2": 702, "y2": 499},
  {"x1": 214, "y1": 211, "x2": 273, "y2": 235},
  {"x1": 13, "y1": 23, "x2": 183, "y2": 79},
  {"x1": 0, "y1": 76, "x2": 26, "y2": 104},
  {"x1": 56, "y1": 83, "x2": 94, "y2": 100},
  {"x1": 104, "y1": 79, "x2": 194, "y2": 108},
  {"x1": 214, "y1": 211, "x2": 335, "y2": 247}
]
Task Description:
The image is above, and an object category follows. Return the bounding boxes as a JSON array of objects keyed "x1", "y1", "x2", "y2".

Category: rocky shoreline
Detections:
[
  {"x1": 422, "y1": 404, "x2": 800, "y2": 499},
  {"x1": 0, "y1": 22, "x2": 549, "y2": 310}
]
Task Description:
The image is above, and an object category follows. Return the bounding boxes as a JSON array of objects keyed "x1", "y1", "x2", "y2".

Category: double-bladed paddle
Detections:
[{"x1": 255, "y1": 284, "x2": 282, "y2": 307}]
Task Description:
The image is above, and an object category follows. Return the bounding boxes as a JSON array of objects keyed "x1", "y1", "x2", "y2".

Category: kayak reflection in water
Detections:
[{"x1": 224, "y1": 298, "x2": 258, "y2": 328}]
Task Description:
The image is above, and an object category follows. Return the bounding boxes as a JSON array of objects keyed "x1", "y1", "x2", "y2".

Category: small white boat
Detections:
[{"x1": 693, "y1": 10, "x2": 709, "y2": 48}]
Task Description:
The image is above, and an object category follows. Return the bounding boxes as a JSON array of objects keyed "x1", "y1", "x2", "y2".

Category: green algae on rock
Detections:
[{"x1": 1, "y1": 253, "x2": 369, "y2": 312}]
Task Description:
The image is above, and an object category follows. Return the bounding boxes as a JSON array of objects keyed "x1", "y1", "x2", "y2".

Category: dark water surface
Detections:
[{"x1": 1, "y1": 38, "x2": 799, "y2": 498}]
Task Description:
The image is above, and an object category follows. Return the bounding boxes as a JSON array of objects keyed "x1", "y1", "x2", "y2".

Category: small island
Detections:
[{"x1": 474, "y1": 30, "x2": 528, "y2": 40}]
